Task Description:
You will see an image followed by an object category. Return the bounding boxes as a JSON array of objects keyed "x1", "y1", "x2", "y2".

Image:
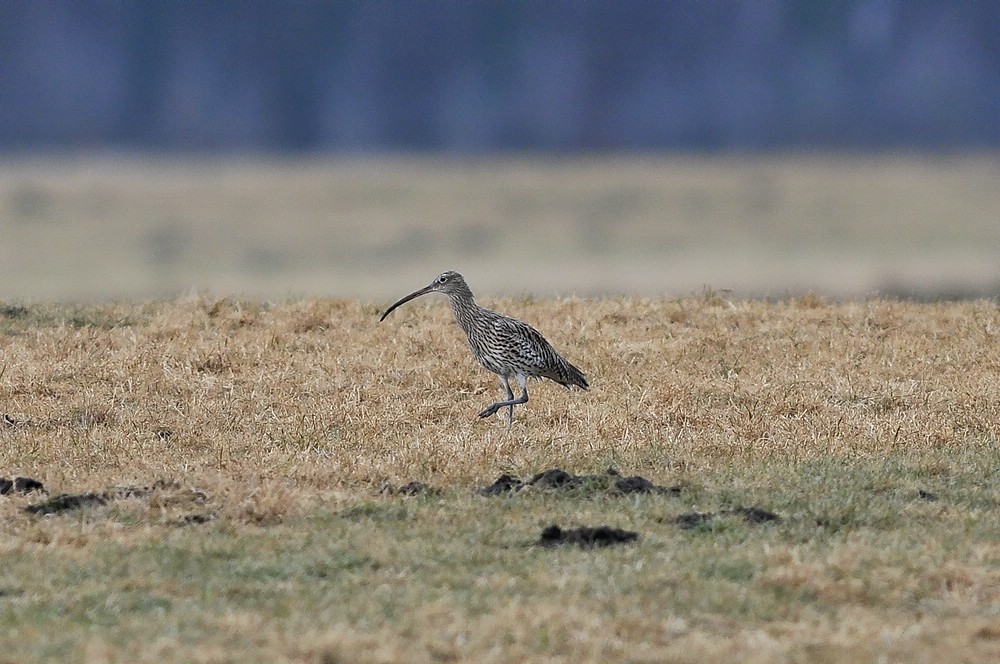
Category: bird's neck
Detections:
[{"x1": 448, "y1": 291, "x2": 481, "y2": 336}]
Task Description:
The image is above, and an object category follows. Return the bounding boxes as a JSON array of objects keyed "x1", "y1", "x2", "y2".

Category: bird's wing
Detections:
[{"x1": 490, "y1": 315, "x2": 558, "y2": 372}]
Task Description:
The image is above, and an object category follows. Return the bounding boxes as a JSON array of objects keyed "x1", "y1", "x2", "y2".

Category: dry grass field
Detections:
[{"x1": 1, "y1": 293, "x2": 999, "y2": 662}]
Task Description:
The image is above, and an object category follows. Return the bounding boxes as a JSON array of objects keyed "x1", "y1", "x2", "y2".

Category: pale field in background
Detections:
[
  {"x1": 0, "y1": 295, "x2": 998, "y2": 662},
  {"x1": 0, "y1": 154, "x2": 998, "y2": 302}
]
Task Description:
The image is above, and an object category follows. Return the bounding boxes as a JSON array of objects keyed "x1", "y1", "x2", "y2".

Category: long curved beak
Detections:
[{"x1": 379, "y1": 283, "x2": 437, "y2": 321}]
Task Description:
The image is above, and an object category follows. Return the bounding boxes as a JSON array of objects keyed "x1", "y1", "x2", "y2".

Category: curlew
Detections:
[{"x1": 380, "y1": 271, "x2": 588, "y2": 424}]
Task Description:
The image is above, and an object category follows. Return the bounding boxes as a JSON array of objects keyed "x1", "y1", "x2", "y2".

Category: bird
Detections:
[{"x1": 379, "y1": 271, "x2": 588, "y2": 424}]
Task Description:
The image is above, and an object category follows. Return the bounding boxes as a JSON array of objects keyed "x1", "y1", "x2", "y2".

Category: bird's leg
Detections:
[
  {"x1": 502, "y1": 376, "x2": 515, "y2": 426},
  {"x1": 479, "y1": 375, "x2": 528, "y2": 423},
  {"x1": 479, "y1": 376, "x2": 515, "y2": 420}
]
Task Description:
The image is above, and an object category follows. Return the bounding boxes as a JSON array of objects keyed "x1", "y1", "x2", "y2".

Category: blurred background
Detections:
[{"x1": 1, "y1": 1, "x2": 998, "y2": 301}]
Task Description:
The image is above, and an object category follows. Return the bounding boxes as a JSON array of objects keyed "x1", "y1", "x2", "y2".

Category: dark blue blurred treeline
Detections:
[{"x1": 1, "y1": 0, "x2": 997, "y2": 153}]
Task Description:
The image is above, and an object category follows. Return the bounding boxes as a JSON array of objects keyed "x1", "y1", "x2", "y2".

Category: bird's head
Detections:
[
  {"x1": 379, "y1": 271, "x2": 470, "y2": 321},
  {"x1": 427, "y1": 270, "x2": 466, "y2": 294}
]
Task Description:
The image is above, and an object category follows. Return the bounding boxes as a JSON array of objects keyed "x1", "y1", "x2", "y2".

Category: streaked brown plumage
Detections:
[{"x1": 380, "y1": 271, "x2": 588, "y2": 423}]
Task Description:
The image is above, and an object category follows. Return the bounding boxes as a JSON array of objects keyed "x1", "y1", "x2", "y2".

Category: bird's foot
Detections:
[{"x1": 479, "y1": 403, "x2": 502, "y2": 419}]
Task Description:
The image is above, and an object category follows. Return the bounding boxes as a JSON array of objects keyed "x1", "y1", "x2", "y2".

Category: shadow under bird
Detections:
[{"x1": 379, "y1": 271, "x2": 589, "y2": 424}]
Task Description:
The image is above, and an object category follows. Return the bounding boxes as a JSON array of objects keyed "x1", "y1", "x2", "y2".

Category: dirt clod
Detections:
[
  {"x1": 477, "y1": 474, "x2": 524, "y2": 495},
  {"x1": 0, "y1": 476, "x2": 45, "y2": 495},
  {"x1": 728, "y1": 506, "x2": 781, "y2": 523},
  {"x1": 529, "y1": 469, "x2": 579, "y2": 489},
  {"x1": 614, "y1": 474, "x2": 681, "y2": 495},
  {"x1": 537, "y1": 524, "x2": 640, "y2": 548},
  {"x1": 673, "y1": 512, "x2": 715, "y2": 529},
  {"x1": 479, "y1": 468, "x2": 680, "y2": 497},
  {"x1": 24, "y1": 480, "x2": 196, "y2": 515},
  {"x1": 673, "y1": 506, "x2": 780, "y2": 529},
  {"x1": 25, "y1": 492, "x2": 108, "y2": 514}
]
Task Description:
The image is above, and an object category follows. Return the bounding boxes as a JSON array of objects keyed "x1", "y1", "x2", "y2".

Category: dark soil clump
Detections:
[
  {"x1": 529, "y1": 468, "x2": 580, "y2": 490},
  {"x1": 673, "y1": 512, "x2": 715, "y2": 529},
  {"x1": 25, "y1": 492, "x2": 108, "y2": 514},
  {"x1": 0, "y1": 476, "x2": 45, "y2": 495},
  {"x1": 672, "y1": 506, "x2": 781, "y2": 529},
  {"x1": 537, "y1": 524, "x2": 640, "y2": 548},
  {"x1": 24, "y1": 480, "x2": 197, "y2": 515},
  {"x1": 613, "y1": 473, "x2": 679, "y2": 495},
  {"x1": 728, "y1": 506, "x2": 781, "y2": 524},
  {"x1": 477, "y1": 474, "x2": 524, "y2": 495},
  {"x1": 479, "y1": 468, "x2": 680, "y2": 497}
]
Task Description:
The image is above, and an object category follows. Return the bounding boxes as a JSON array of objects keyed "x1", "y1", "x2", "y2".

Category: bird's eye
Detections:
[{"x1": 437, "y1": 275, "x2": 448, "y2": 283}]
